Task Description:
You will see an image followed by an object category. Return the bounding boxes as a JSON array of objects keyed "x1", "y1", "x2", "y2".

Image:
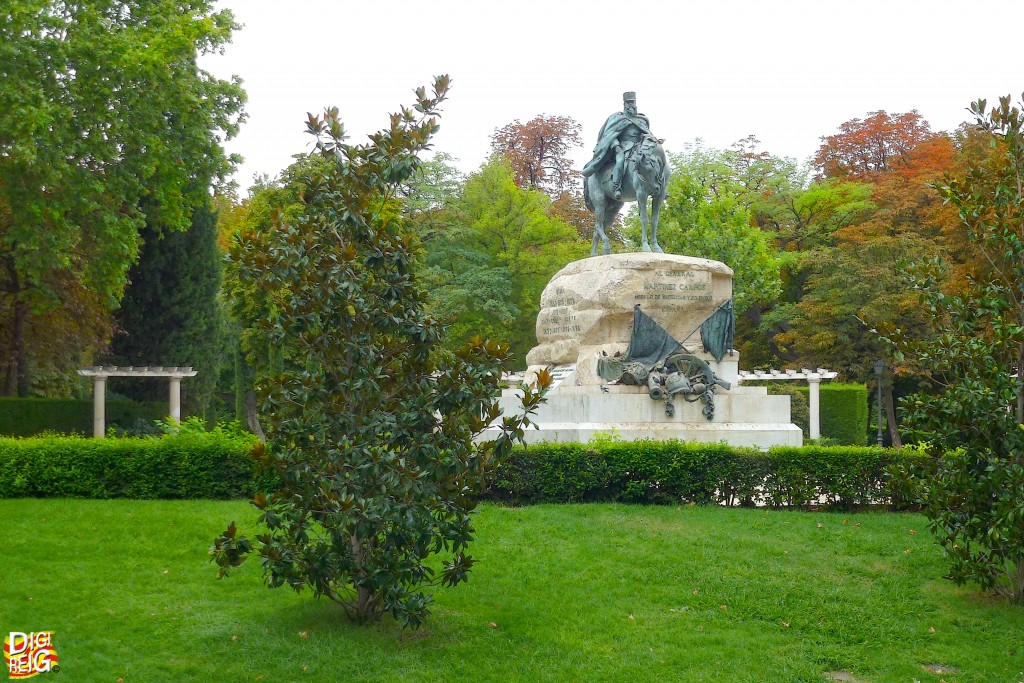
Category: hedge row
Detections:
[
  {"x1": 1, "y1": 432, "x2": 928, "y2": 508},
  {"x1": 0, "y1": 432, "x2": 264, "y2": 499},
  {"x1": 486, "y1": 439, "x2": 928, "y2": 509},
  {"x1": 0, "y1": 397, "x2": 166, "y2": 437}
]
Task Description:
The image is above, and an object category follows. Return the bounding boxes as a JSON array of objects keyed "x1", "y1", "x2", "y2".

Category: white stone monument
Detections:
[{"x1": 494, "y1": 253, "x2": 802, "y2": 449}]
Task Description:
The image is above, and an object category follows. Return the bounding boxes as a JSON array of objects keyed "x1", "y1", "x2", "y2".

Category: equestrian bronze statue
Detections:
[{"x1": 582, "y1": 91, "x2": 669, "y2": 256}]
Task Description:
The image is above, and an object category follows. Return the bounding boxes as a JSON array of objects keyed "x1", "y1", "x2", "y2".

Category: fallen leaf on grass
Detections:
[
  {"x1": 692, "y1": 588, "x2": 700, "y2": 595},
  {"x1": 817, "y1": 522, "x2": 823, "y2": 529},
  {"x1": 928, "y1": 626, "x2": 936, "y2": 633},
  {"x1": 904, "y1": 548, "x2": 912, "y2": 554},
  {"x1": 231, "y1": 635, "x2": 238, "y2": 642},
  {"x1": 909, "y1": 529, "x2": 917, "y2": 535},
  {"x1": 780, "y1": 620, "x2": 790, "y2": 628},
  {"x1": 487, "y1": 622, "x2": 497, "y2": 629},
  {"x1": 628, "y1": 614, "x2": 635, "y2": 621},
  {"x1": 298, "y1": 630, "x2": 309, "y2": 638},
  {"x1": 843, "y1": 519, "x2": 849, "y2": 525},
  {"x1": 301, "y1": 665, "x2": 309, "y2": 671},
  {"x1": 719, "y1": 604, "x2": 728, "y2": 612},
  {"x1": 854, "y1": 522, "x2": 861, "y2": 528}
]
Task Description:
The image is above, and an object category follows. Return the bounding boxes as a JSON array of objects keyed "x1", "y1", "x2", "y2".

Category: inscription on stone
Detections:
[
  {"x1": 634, "y1": 269, "x2": 712, "y2": 303},
  {"x1": 539, "y1": 286, "x2": 583, "y2": 336},
  {"x1": 539, "y1": 305, "x2": 582, "y2": 336}
]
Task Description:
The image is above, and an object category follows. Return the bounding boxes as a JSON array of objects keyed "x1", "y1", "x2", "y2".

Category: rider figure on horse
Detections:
[{"x1": 581, "y1": 91, "x2": 655, "y2": 201}]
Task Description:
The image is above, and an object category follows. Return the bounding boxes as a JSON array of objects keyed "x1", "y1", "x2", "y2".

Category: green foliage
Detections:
[
  {"x1": 0, "y1": 397, "x2": 164, "y2": 436},
  {"x1": 0, "y1": 1, "x2": 245, "y2": 395},
  {"x1": 901, "y1": 447, "x2": 1024, "y2": 600},
  {"x1": 891, "y1": 94, "x2": 1024, "y2": 604},
  {"x1": 212, "y1": 79, "x2": 549, "y2": 628},
  {"x1": 489, "y1": 440, "x2": 917, "y2": 510},
  {"x1": 417, "y1": 156, "x2": 586, "y2": 364},
  {"x1": 0, "y1": 425, "x2": 259, "y2": 498},
  {"x1": 650, "y1": 142, "x2": 782, "y2": 316},
  {"x1": 107, "y1": 206, "x2": 224, "y2": 416}
]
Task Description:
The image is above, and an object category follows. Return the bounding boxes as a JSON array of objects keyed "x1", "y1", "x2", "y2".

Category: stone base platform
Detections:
[{"x1": 490, "y1": 383, "x2": 802, "y2": 450}]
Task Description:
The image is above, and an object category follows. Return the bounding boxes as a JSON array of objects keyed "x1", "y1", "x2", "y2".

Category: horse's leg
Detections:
[
  {"x1": 591, "y1": 197, "x2": 607, "y2": 257},
  {"x1": 638, "y1": 192, "x2": 651, "y2": 252},
  {"x1": 601, "y1": 213, "x2": 612, "y2": 255},
  {"x1": 650, "y1": 190, "x2": 664, "y2": 254}
]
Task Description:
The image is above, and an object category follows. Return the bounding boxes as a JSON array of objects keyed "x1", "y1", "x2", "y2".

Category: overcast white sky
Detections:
[{"x1": 200, "y1": 0, "x2": 1024, "y2": 195}]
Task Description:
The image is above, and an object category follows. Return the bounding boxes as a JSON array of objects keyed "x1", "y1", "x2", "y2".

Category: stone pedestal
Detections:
[
  {"x1": 526, "y1": 253, "x2": 733, "y2": 385},
  {"x1": 492, "y1": 253, "x2": 801, "y2": 450}
]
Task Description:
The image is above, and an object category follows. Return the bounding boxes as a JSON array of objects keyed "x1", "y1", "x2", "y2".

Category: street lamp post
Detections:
[{"x1": 873, "y1": 360, "x2": 885, "y2": 446}]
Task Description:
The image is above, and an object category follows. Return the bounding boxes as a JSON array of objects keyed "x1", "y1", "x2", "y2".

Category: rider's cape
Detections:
[{"x1": 582, "y1": 112, "x2": 653, "y2": 177}]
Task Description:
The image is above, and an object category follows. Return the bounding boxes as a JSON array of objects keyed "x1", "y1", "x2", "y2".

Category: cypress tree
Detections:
[{"x1": 107, "y1": 205, "x2": 223, "y2": 417}]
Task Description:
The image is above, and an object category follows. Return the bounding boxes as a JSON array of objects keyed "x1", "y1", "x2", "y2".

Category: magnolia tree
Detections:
[
  {"x1": 211, "y1": 77, "x2": 549, "y2": 627},
  {"x1": 892, "y1": 95, "x2": 1024, "y2": 604}
]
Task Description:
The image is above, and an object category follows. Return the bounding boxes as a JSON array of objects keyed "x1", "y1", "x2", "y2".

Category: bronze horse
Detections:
[{"x1": 583, "y1": 135, "x2": 670, "y2": 256}]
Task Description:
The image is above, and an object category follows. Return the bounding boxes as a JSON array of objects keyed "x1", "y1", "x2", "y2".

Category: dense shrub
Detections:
[
  {"x1": 488, "y1": 439, "x2": 928, "y2": 510},
  {"x1": 0, "y1": 397, "x2": 166, "y2": 437},
  {"x1": 0, "y1": 422, "x2": 263, "y2": 499}
]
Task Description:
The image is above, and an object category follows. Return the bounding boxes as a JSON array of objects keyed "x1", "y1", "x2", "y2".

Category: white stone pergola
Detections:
[
  {"x1": 77, "y1": 366, "x2": 198, "y2": 437},
  {"x1": 736, "y1": 368, "x2": 838, "y2": 440}
]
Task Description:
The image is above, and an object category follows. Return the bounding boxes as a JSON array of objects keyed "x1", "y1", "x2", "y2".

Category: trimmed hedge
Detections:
[
  {"x1": 487, "y1": 440, "x2": 928, "y2": 510},
  {"x1": 0, "y1": 432, "x2": 264, "y2": 499},
  {"x1": 2, "y1": 431, "x2": 928, "y2": 508},
  {"x1": 789, "y1": 383, "x2": 869, "y2": 445},
  {"x1": 0, "y1": 397, "x2": 166, "y2": 437}
]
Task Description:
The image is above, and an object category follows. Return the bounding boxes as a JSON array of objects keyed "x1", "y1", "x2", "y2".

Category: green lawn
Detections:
[{"x1": 2, "y1": 500, "x2": 1022, "y2": 682}]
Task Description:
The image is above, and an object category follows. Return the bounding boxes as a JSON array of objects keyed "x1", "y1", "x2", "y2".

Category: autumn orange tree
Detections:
[
  {"x1": 769, "y1": 112, "x2": 959, "y2": 444},
  {"x1": 490, "y1": 115, "x2": 592, "y2": 238}
]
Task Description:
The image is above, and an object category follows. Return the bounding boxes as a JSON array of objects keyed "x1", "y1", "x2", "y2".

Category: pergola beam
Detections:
[
  {"x1": 77, "y1": 366, "x2": 198, "y2": 437},
  {"x1": 736, "y1": 368, "x2": 838, "y2": 441}
]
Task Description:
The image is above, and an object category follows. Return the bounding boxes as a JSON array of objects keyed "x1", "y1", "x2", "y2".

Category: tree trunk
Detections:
[
  {"x1": 1016, "y1": 341, "x2": 1023, "y2": 430},
  {"x1": 349, "y1": 533, "x2": 380, "y2": 622},
  {"x1": 243, "y1": 390, "x2": 265, "y2": 442},
  {"x1": 2, "y1": 256, "x2": 22, "y2": 396},
  {"x1": 883, "y1": 381, "x2": 902, "y2": 448}
]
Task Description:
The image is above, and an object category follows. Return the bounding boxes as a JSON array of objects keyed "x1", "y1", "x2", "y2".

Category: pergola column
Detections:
[
  {"x1": 92, "y1": 375, "x2": 107, "y2": 438},
  {"x1": 169, "y1": 376, "x2": 182, "y2": 423},
  {"x1": 808, "y1": 374, "x2": 821, "y2": 441}
]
